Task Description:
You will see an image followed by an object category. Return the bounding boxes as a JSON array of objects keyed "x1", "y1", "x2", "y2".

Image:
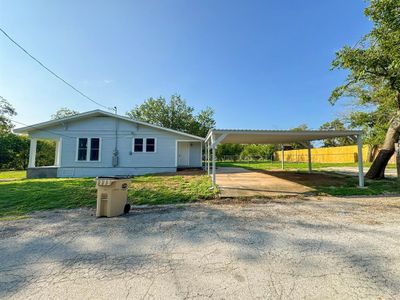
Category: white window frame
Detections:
[
  {"x1": 132, "y1": 137, "x2": 157, "y2": 153},
  {"x1": 75, "y1": 137, "x2": 102, "y2": 162}
]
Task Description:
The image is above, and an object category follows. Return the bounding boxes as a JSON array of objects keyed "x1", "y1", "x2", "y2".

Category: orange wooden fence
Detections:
[{"x1": 275, "y1": 145, "x2": 397, "y2": 164}]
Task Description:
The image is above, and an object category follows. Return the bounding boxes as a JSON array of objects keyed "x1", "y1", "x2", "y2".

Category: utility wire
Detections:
[{"x1": 0, "y1": 27, "x2": 114, "y2": 112}]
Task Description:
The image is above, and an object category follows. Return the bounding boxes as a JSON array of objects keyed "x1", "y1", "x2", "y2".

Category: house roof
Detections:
[
  {"x1": 13, "y1": 109, "x2": 204, "y2": 141},
  {"x1": 205, "y1": 129, "x2": 362, "y2": 145}
]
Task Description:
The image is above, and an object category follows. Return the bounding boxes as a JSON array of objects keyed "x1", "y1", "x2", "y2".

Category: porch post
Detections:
[
  {"x1": 357, "y1": 134, "x2": 365, "y2": 187},
  {"x1": 28, "y1": 138, "x2": 37, "y2": 168},
  {"x1": 211, "y1": 134, "x2": 216, "y2": 186},
  {"x1": 212, "y1": 145, "x2": 216, "y2": 186},
  {"x1": 281, "y1": 145, "x2": 285, "y2": 170},
  {"x1": 207, "y1": 141, "x2": 210, "y2": 175},
  {"x1": 54, "y1": 138, "x2": 62, "y2": 166},
  {"x1": 307, "y1": 142, "x2": 312, "y2": 173}
]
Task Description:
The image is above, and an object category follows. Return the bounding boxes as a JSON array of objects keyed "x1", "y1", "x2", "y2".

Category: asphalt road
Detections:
[{"x1": 1, "y1": 196, "x2": 400, "y2": 299}]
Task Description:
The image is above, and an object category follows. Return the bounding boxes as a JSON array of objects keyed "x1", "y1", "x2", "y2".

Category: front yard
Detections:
[
  {"x1": 0, "y1": 170, "x2": 215, "y2": 218},
  {"x1": 1, "y1": 165, "x2": 399, "y2": 218}
]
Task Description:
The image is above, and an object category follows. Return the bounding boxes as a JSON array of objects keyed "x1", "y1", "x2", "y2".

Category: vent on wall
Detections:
[{"x1": 60, "y1": 168, "x2": 75, "y2": 177}]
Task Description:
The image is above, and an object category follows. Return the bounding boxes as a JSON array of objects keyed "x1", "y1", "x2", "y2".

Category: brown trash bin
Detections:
[{"x1": 95, "y1": 176, "x2": 131, "y2": 217}]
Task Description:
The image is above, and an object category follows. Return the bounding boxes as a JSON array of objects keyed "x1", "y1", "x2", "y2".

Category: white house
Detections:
[{"x1": 14, "y1": 110, "x2": 204, "y2": 178}]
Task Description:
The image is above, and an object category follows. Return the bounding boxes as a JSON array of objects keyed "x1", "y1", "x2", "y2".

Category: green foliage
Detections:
[
  {"x1": 216, "y1": 144, "x2": 244, "y2": 160},
  {"x1": 51, "y1": 107, "x2": 79, "y2": 120},
  {"x1": 127, "y1": 94, "x2": 215, "y2": 137},
  {"x1": 329, "y1": 0, "x2": 400, "y2": 146},
  {"x1": 240, "y1": 144, "x2": 275, "y2": 160},
  {"x1": 0, "y1": 133, "x2": 29, "y2": 169},
  {"x1": 0, "y1": 96, "x2": 16, "y2": 133},
  {"x1": 290, "y1": 124, "x2": 310, "y2": 149},
  {"x1": 320, "y1": 119, "x2": 354, "y2": 147},
  {"x1": 36, "y1": 140, "x2": 56, "y2": 167},
  {"x1": 0, "y1": 134, "x2": 55, "y2": 169}
]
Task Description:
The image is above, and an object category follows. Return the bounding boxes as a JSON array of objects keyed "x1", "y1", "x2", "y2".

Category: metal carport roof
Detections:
[
  {"x1": 205, "y1": 129, "x2": 362, "y2": 145},
  {"x1": 204, "y1": 129, "x2": 364, "y2": 188}
]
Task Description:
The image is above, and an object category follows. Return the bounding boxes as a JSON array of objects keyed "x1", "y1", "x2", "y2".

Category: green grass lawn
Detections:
[
  {"x1": 0, "y1": 173, "x2": 215, "y2": 218},
  {"x1": 314, "y1": 176, "x2": 400, "y2": 196},
  {"x1": 0, "y1": 170, "x2": 26, "y2": 180},
  {"x1": 217, "y1": 160, "x2": 396, "y2": 170}
]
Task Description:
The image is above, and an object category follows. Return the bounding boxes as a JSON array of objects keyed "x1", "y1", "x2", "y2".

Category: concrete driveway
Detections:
[
  {"x1": 217, "y1": 167, "x2": 312, "y2": 197},
  {"x1": 216, "y1": 167, "x2": 346, "y2": 197},
  {"x1": 1, "y1": 196, "x2": 400, "y2": 299}
]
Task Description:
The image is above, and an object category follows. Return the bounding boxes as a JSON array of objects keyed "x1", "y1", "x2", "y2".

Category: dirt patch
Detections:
[{"x1": 261, "y1": 169, "x2": 346, "y2": 186}]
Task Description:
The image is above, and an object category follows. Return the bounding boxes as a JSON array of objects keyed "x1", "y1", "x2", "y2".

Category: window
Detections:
[
  {"x1": 77, "y1": 138, "x2": 101, "y2": 161},
  {"x1": 77, "y1": 138, "x2": 88, "y2": 161},
  {"x1": 134, "y1": 138, "x2": 143, "y2": 152},
  {"x1": 146, "y1": 138, "x2": 155, "y2": 152},
  {"x1": 133, "y1": 138, "x2": 156, "y2": 153},
  {"x1": 90, "y1": 138, "x2": 100, "y2": 161}
]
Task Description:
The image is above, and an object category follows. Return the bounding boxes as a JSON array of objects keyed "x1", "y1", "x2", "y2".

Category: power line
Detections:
[{"x1": 0, "y1": 27, "x2": 114, "y2": 112}]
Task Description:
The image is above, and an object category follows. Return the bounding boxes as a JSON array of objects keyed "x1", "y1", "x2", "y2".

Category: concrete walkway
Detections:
[{"x1": 216, "y1": 167, "x2": 313, "y2": 197}]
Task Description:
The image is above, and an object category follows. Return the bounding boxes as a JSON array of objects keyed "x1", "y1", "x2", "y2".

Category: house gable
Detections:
[{"x1": 14, "y1": 109, "x2": 204, "y2": 141}]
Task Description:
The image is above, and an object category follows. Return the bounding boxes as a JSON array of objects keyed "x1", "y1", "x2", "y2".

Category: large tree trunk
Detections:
[
  {"x1": 366, "y1": 93, "x2": 400, "y2": 179},
  {"x1": 396, "y1": 143, "x2": 400, "y2": 179},
  {"x1": 367, "y1": 144, "x2": 378, "y2": 162}
]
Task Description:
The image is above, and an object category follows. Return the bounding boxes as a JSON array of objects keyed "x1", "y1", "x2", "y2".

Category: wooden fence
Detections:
[{"x1": 275, "y1": 145, "x2": 397, "y2": 164}]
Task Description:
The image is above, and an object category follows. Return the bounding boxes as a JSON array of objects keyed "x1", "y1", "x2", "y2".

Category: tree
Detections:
[
  {"x1": 51, "y1": 107, "x2": 79, "y2": 119},
  {"x1": 0, "y1": 96, "x2": 16, "y2": 133},
  {"x1": 127, "y1": 95, "x2": 215, "y2": 137},
  {"x1": 240, "y1": 144, "x2": 275, "y2": 160},
  {"x1": 329, "y1": 0, "x2": 400, "y2": 179},
  {"x1": 0, "y1": 133, "x2": 29, "y2": 169},
  {"x1": 320, "y1": 119, "x2": 354, "y2": 147},
  {"x1": 290, "y1": 124, "x2": 310, "y2": 150},
  {"x1": 216, "y1": 144, "x2": 244, "y2": 161}
]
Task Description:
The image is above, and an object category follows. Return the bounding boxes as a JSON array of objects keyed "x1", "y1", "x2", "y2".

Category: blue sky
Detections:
[{"x1": 0, "y1": 0, "x2": 370, "y2": 130}]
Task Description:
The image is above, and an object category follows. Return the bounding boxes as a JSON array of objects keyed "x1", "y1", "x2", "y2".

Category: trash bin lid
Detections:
[{"x1": 96, "y1": 175, "x2": 132, "y2": 180}]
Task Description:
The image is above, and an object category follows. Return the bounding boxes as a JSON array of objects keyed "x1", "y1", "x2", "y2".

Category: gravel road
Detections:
[{"x1": 1, "y1": 196, "x2": 400, "y2": 299}]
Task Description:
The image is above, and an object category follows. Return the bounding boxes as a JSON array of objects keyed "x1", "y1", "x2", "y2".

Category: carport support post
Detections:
[
  {"x1": 307, "y1": 142, "x2": 312, "y2": 173},
  {"x1": 357, "y1": 134, "x2": 365, "y2": 187},
  {"x1": 281, "y1": 145, "x2": 285, "y2": 170}
]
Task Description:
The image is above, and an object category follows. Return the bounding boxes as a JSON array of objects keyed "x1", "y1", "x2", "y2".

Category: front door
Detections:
[{"x1": 177, "y1": 142, "x2": 190, "y2": 167}]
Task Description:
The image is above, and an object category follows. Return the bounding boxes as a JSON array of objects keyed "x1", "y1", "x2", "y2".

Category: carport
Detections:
[{"x1": 204, "y1": 129, "x2": 364, "y2": 187}]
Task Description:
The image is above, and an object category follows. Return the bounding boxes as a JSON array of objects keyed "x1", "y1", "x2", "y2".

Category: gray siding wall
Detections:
[{"x1": 29, "y1": 116, "x2": 203, "y2": 177}]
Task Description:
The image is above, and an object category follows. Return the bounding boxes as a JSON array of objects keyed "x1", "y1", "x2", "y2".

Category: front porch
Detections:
[{"x1": 27, "y1": 138, "x2": 62, "y2": 178}]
